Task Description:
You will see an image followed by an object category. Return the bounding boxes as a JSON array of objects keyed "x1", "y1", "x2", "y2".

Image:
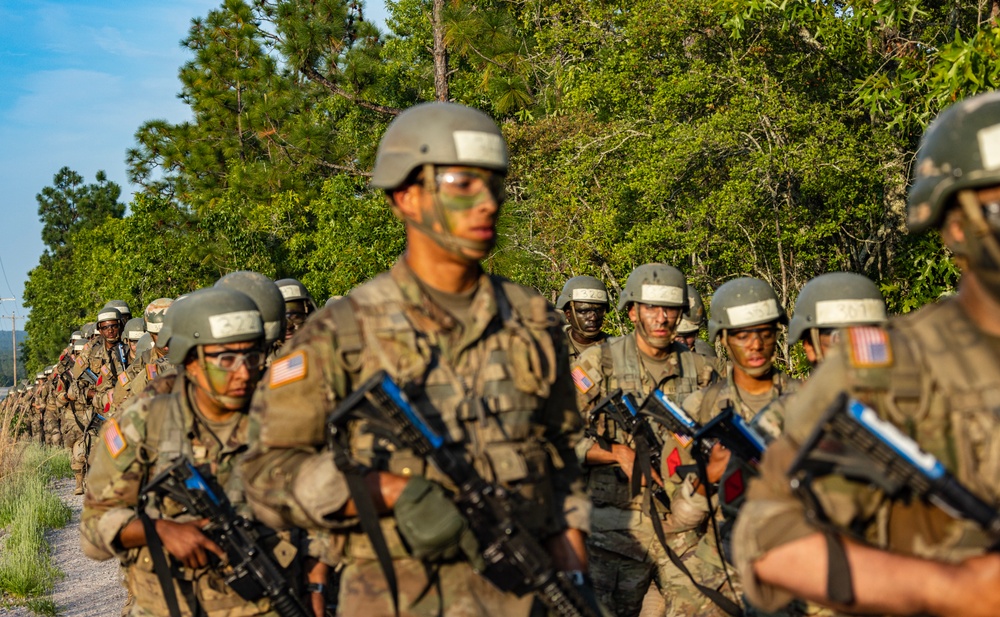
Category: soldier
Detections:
[
  {"x1": 104, "y1": 300, "x2": 133, "y2": 323},
  {"x1": 556, "y1": 275, "x2": 611, "y2": 360},
  {"x1": 732, "y1": 91, "x2": 1000, "y2": 617},
  {"x1": 275, "y1": 278, "x2": 317, "y2": 341},
  {"x1": 674, "y1": 284, "x2": 719, "y2": 367},
  {"x1": 239, "y1": 101, "x2": 595, "y2": 617},
  {"x1": 30, "y1": 371, "x2": 46, "y2": 444},
  {"x1": 81, "y1": 287, "x2": 280, "y2": 617},
  {"x1": 86, "y1": 307, "x2": 132, "y2": 417},
  {"x1": 42, "y1": 365, "x2": 65, "y2": 447},
  {"x1": 123, "y1": 317, "x2": 146, "y2": 357},
  {"x1": 114, "y1": 298, "x2": 176, "y2": 414},
  {"x1": 215, "y1": 272, "x2": 286, "y2": 359},
  {"x1": 750, "y1": 273, "x2": 887, "y2": 444},
  {"x1": 570, "y1": 263, "x2": 719, "y2": 617}
]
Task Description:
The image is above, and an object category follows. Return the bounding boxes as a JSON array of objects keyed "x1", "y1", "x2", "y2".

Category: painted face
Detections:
[
  {"x1": 725, "y1": 324, "x2": 778, "y2": 377},
  {"x1": 676, "y1": 332, "x2": 698, "y2": 350},
  {"x1": 629, "y1": 303, "x2": 682, "y2": 350},
  {"x1": 198, "y1": 341, "x2": 265, "y2": 410},
  {"x1": 564, "y1": 301, "x2": 607, "y2": 340}
]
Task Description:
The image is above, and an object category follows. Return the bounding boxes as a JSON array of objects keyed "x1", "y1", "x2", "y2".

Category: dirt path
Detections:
[{"x1": 7, "y1": 477, "x2": 127, "y2": 617}]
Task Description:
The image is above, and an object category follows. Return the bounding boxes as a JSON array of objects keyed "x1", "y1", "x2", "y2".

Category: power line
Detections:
[{"x1": 0, "y1": 252, "x2": 16, "y2": 307}]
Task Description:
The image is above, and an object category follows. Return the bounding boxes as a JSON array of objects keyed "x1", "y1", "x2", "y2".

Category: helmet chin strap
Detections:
[
  {"x1": 809, "y1": 329, "x2": 826, "y2": 364},
  {"x1": 194, "y1": 348, "x2": 252, "y2": 410},
  {"x1": 570, "y1": 304, "x2": 605, "y2": 341},
  {"x1": 957, "y1": 190, "x2": 1000, "y2": 304},
  {"x1": 635, "y1": 311, "x2": 675, "y2": 350}
]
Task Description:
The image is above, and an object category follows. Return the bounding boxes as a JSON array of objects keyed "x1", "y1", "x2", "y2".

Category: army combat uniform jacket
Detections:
[
  {"x1": 240, "y1": 260, "x2": 590, "y2": 617},
  {"x1": 733, "y1": 298, "x2": 1000, "y2": 614},
  {"x1": 81, "y1": 373, "x2": 277, "y2": 617}
]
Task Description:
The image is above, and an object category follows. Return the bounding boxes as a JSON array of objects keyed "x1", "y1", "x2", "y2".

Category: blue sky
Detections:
[{"x1": 0, "y1": 0, "x2": 389, "y2": 325}]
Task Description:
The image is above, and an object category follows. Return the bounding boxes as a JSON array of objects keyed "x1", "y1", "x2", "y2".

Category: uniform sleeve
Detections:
[
  {"x1": 239, "y1": 316, "x2": 354, "y2": 531},
  {"x1": 731, "y1": 346, "x2": 885, "y2": 611},
  {"x1": 80, "y1": 400, "x2": 149, "y2": 562},
  {"x1": 569, "y1": 346, "x2": 604, "y2": 465},
  {"x1": 539, "y1": 324, "x2": 591, "y2": 536}
]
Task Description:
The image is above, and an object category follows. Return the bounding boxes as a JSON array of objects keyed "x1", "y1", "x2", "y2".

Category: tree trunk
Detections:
[{"x1": 432, "y1": 0, "x2": 449, "y2": 101}]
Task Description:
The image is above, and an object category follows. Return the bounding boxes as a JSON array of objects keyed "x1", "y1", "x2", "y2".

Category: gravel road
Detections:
[{"x1": 6, "y1": 477, "x2": 128, "y2": 617}]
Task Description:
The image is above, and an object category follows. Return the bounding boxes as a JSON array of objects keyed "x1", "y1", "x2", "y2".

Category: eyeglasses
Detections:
[
  {"x1": 202, "y1": 349, "x2": 266, "y2": 372},
  {"x1": 285, "y1": 312, "x2": 308, "y2": 327},
  {"x1": 98, "y1": 323, "x2": 122, "y2": 332},
  {"x1": 434, "y1": 168, "x2": 506, "y2": 210}
]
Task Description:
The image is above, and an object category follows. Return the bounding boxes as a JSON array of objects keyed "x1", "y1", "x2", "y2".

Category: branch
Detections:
[{"x1": 300, "y1": 65, "x2": 401, "y2": 116}]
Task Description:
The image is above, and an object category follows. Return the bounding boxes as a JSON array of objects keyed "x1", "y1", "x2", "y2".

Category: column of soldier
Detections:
[{"x1": 2, "y1": 92, "x2": 998, "y2": 617}]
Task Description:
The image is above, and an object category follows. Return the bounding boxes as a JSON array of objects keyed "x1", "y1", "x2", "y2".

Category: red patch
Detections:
[
  {"x1": 104, "y1": 402, "x2": 111, "y2": 414},
  {"x1": 723, "y1": 469, "x2": 745, "y2": 504},
  {"x1": 96, "y1": 375, "x2": 104, "y2": 387},
  {"x1": 666, "y1": 448, "x2": 682, "y2": 477}
]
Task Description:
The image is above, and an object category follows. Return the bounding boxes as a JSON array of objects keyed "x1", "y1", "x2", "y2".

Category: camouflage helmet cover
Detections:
[
  {"x1": 788, "y1": 272, "x2": 887, "y2": 345},
  {"x1": 908, "y1": 90, "x2": 1000, "y2": 233},
  {"x1": 708, "y1": 277, "x2": 787, "y2": 342},
  {"x1": 617, "y1": 264, "x2": 687, "y2": 312},
  {"x1": 676, "y1": 284, "x2": 706, "y2": 335},
  {"x1": 144, "y1": 298, "x2": 174, "y2": 333},
  {"x1": 164, "y1": 288, "x2": 264, "y2": 364},
  {"x1": 556, "y1": 275, "x2": 610, "y2": 310},
  {"x1": 371, "y1": 102, "x2": 509, "y2": 189}
]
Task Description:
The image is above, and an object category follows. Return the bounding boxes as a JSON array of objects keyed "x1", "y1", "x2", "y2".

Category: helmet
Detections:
[
  {"x1": 96, "y1": 307, "x2": 121, "y2": 324},
  {"x1": 123, "y1": 317, "x2": 147, "y2": 342},
  {"x1": 35, "y1": 372, "x2": 44, "y2": 380},
  {"x1": 708, "y1": 277, "x2": 787, "y2": 342},
  {"x1": 135, "y1": 332, "x2": 155, "y2": 357},
  {"x1": 908, "y1": 91, "x2": 1000, "y2": 233},
  {"x1": 617, "y1": 264, "x2": 687, "y2": 312},
  {"x1": 144, "y1": 298, "x2": 173, "y2": 334},
  {"x1": 556, "y1": 276, "x2": 609, "y2": 310},
  {"x1": 163, "y1": 288, "x2": 264, "y2": 365},
  {"x1": 275, "y1": 278, "x2": 316, "y2": 312},
  {"x1": 44, "y1": 365, "x2": 54, "y2": 376},
  {"x1": 371, "y1": 102, "x2": 508, "y2": 189},
  {"x1": 156, "y1": 294, "x2": 194, "y2": 351},
  {"x1": 215, "y1": 271, "x2": 285, "y2": 346},
  {"x1": 325, "y1": 296, "x2": 343, "y2": 307},
  {"x1": 676, "y1": 285, "x2": 706, "y2": 335},
  {"x1": 70, "y1": 330, "x2": 84, "y2": 343},
  {"x1": 788, "y1": 273, "x2": 887, "y2": 345},
  {"x1": 83, "y1": 322, "x2": 97, "y2": 339},
  {"x1": 103, "y1": 300, "x2": 132, "y2": 321}
]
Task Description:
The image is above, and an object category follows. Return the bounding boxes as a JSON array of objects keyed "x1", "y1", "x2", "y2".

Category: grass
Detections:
[{"x1": 0, "y1": 430, "x2": 73, "y2": 616}]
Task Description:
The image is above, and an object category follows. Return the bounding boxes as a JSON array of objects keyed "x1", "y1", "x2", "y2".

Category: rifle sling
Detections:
[
  {"x1": 138, "y1": 510, "x2": 184, "y2": 617},
  {"x1": 330, "y1": 444, "x2": 400, "y2": 616}
]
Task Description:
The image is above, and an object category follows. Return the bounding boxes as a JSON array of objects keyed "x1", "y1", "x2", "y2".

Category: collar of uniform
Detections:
[
  {"x1": 631, "y1": 333, "x2": 683, "y2": 380},
  {"x1": 389, "y1": 259, "x2": 499, "y2": 342}
]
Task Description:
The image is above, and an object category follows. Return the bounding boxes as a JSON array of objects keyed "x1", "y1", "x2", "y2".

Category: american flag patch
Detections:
[
  {"x1": 101, "y1": 365, "x2": 110, "y2": 376},
  {"x1": 672, "y1": 432, "x2": 693, "y2": 448},
  {"x1": 571, "y1": 367, "x2": 594, "y2": 393},
  {"x1": 75, "y1": 356, "x2": 84, "y2": 367},
  {"x1": 146, "y1": 364, "x2": 158, "y2": 381},
  {"x1": 118, "y1": 373, "x2": 129, "y2": 386},
  {"x1": 269, "y1": 351, "x2": 307, "y2": 388},
  {"x1": 847, "y1": 326, "x2": 892, "y2": 368},
  {"x1": 104, "y1": 419, "x2": 127, "y2": 458}
]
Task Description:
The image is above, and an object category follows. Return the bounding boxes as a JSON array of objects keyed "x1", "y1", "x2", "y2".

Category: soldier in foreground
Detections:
[
  {"x1": 557, "y1": 275, "x2": 611, "y2": 361},
  {"x1": 81, "y1": 287, "x2": 280, "y2": 616},
  {"x1": 240, "y1": 101, "x2": 594, "y2": 616},
  {"x1": 732, "y1": 91, "x2": 1000, "y2": 617},
  {"x1": 674, "y1": 284, "x2": 718, "y2": 368}
]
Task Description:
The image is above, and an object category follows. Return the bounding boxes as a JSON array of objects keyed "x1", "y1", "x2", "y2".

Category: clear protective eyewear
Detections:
[
  {"x1": 433, "y1": 168, "x2": 506, "y2": 210},
  {"x1": 202, "y1": 349, "x2": 266, "y2": 373}
]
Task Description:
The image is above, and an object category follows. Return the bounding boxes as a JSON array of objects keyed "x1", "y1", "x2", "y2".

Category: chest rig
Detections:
[{"x1": 329, "y1": 268, "x2": 564, "y2": 540}]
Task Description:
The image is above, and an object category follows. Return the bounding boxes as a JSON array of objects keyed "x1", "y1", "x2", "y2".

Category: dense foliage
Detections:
[{"x1": 23, "y1": 0, "x2": 999, "y2": 373}]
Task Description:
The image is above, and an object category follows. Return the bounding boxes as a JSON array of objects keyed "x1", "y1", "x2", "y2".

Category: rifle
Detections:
[
  {"x1": 788, "y1": 393, "x2": 1000, "y2": 538},
  {"x1": 141, "y1": 457, "x2": 311, "y2": 617},
  {"x1": 642, "y1": 389, "x2": 767, "y2": 467},
  {"x1": 327, "y1": 371, "x2": 601, "y2": 617},
  {"x1": 587, "y1": 389, "x2": 670, "y2": 507}
]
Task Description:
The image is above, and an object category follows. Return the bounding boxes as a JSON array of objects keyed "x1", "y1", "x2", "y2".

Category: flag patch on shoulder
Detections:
[
  {"x1": 146, "y1": 364, "x2": 158, "y2": 381},
  {"x1": 75, "y1": 356, "x2": 84, "y2": 367},
  {"x1": 104, "y1": 419, "x2": 127, "y2": 458},
  {"x1": 847, "y1": 326, "x2": 892, "y2": 368},
  {"x1": 270, "y1": 351, "x2": 307, "y2": 388},
  {"x1": 571, "y1": 367, "x2": 594, "y2": 393},
  {"x1": 118, "y1": 373, "x2": 129, "y2": 386}
]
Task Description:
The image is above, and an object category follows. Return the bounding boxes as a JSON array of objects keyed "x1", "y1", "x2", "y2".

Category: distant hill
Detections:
[{"x1": 0, "y1": 330, "x2": 27, "y2": 352}]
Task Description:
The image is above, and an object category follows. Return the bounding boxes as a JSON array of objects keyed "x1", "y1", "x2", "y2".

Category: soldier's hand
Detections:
[
  {"x1": 704, "y1": 442, "x2": 732, "y2": 484},
  {"x1": 154, "y1": 518, "x2": 226, "y2": 570},
  {"x1": 611, "y1": 444, "x2": 663, "y2": 487}
]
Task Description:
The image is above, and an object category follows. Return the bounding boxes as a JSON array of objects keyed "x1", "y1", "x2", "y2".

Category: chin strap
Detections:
[
  {"x1": 809, "y1": 329, "x2": 826, "y2": 364},
  {"x1": 569, "y1": 304, "x2": 605, "y2": 341},
  {"x1": 956, "y1": 190, "x2": 1000, "y2": 303},
  {"x1": 721, "y1": 331, "x2": 774, "y2": 378}
]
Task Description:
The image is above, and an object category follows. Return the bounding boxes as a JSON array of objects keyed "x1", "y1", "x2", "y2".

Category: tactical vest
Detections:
[
  {"x1": 843, "y1": 300, "x2": 1000, "y2": 559},
  {"x1": 328, "y1": 268, "x2": 568, "y2": 559},
  {"x1": 696, "y1": 369, "x2": 800, "y2": 424},
  {"x1": 589, "y1": 335, "x2": 702, "y2": 510}
]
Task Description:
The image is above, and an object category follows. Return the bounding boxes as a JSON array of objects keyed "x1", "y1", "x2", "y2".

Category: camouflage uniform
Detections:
[
  {"x1": 240, "y1": 260, "x2": 590, "y2": 617},
  {"x1": 732, "y1": 301, "x2": 1000, "y2": 614},
  {"x1": 571, "y1": 333, "x2": 718, "y2": 617},
  {"x1": 81, "y1": 372, "x2": 278, "y2": 617}
]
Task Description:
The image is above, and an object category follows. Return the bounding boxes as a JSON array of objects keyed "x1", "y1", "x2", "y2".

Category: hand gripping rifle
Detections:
[
  {"x1": 587, "y1": 389, "x2": 670, "y2": 508},
  {"x1": 326, "y1": 371, "x2": 601, "y2": 617},
  {"x1": 788, "y1": 393, "x2": 1000, "y2": 539},
  {"x1": 141, "y1": 458, "x2": 311, "y2": 617}
]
